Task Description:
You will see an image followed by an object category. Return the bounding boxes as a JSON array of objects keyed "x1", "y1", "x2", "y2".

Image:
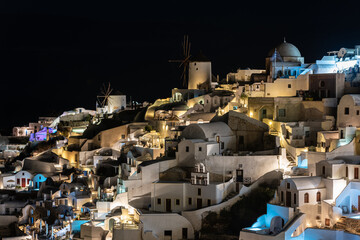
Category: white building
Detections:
[
  {"x1": 337, "y1": 94, "x2": 360, "y2": 128},
  {"x1": 150, "y1": 178, "x2": 235, "y2": 213},
  {"x1": 178, "y1": 122, "x2": 236, "y2": 167}
]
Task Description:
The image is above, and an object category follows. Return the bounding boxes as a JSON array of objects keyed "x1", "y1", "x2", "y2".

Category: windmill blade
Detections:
[
  {"x1": 179, "y1": 55, "x2": 191, "y2": 67},
  {"x1": 187, "y1": 42, "x2": 191, "y2": 59},
  {"x1": 181, "y1": 66, "x2": 187, "y2": 86}
]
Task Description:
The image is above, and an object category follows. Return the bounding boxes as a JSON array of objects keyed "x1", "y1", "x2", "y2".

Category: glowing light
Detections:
[
  {"x1": 269, "y1": 121, "x2": 272, "y2": 126},
  {"x1": 250, "y1": 112, "x2": 253, "y2": 117}
]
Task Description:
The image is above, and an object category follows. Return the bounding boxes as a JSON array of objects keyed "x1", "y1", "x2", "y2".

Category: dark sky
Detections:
[{"x1": 0, "y1": 0, "x2": 359, "y2": 134}]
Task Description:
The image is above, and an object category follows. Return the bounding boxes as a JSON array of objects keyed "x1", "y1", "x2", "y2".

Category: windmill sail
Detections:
[{"x1": 169, "y1": 35, "x2": 192, "y2": 87}]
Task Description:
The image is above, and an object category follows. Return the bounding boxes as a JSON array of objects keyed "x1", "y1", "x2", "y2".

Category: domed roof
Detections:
[{"x1": 268, "y1": 41, "x2": 301, "y2": 57}]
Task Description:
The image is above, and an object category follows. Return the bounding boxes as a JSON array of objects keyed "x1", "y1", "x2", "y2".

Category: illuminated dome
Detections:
[{"x1": 268, "y1": 41, "x2": 301, "y2": 57}]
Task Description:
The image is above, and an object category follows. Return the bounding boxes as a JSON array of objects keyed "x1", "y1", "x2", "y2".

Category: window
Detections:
[
  {"x1": 121, "y1": 134, "x2": 125, "y2": 139},
  {"x1": 346, "y1": 166, "x2": 348, "y2": 178},
  {"x1": 317, "y1": 192, "x2": 321, "y2": 202},
  {"x1": 98, "y1": 134, "x2": 101, "y2": 141},
  {"x1": 27, "y1": 179, "x2": 30, "y2": 185},
  {"x1": 186, "y1": 146, "x2": 189, "y2": 152},
  {"x1": 22, "y1": 172, "x2": 24, "y2": 176},
  {"x1": 305, "y1": 131, "x2": 310, "y2": 138},
  {"x1": 320, "y1": 81, "x2": 325, "y2": 87},
  {"x1": 188, "y1": 198, "x2": 192, "y2": 205},
  {"x1": 176, "y1": 199, "x2": 180, "y2": 205},
  {"x1": 207, "y1": 199, "x2": 211, "y2": 206},
  {"x1": 17, "y1": 179, "x2": 20, "y2": 185},
  {"x1": 164, "y1": 230, "x2": 172, "y2": 237},
  {"x1": 221, "y1": 142, "x2": 225, "y2": 149},
  {"x1": 157, "y1": 198, "x2": 161, "y2": 205},
  {"x1": 322, "y1": 166, "x2": 326, "y2": 175},
  {"x1": 198, "y1": 188, "x2": 201, "y2": 196},
  {"x1": 196, "y1": 68, "x2": 198, "y2": 70},
  {"x1": 287, "y1": 183, "x2": 290, "y2": 189},
  {"x1": 294, "y1": 193, "x2": 297, "y2": 204},
  {"x1": 325, "y1": 218, "x2": 330, "y2": 226},
  {"x1": 357, "y1": 110, "x2": 359, "y2": 115},
  {"x1": 281, "y1": 191, "x2": 284, "y2": 202},
  {"x1": 355, "y1": 168, "x2": 359, "y2": 179},
  {"x1": 279, "y1": 109, "x2": 286, "y2": 117},
  {"x1": 345, "y1": 107, "x2": 349, "y2": 115},
  {"x1": 198, "y1": 147, "x2": 202, "y2": 151},
  {"x1": 304, "y1": 193, "x2": 309, "y2": 203},
  {"x1": 288, "y1": 84, "x2": 291, "y2": 88}
]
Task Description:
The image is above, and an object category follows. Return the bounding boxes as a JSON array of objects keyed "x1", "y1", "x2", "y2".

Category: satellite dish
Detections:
[
  {"x1": 338, "y1": 48, "x2": 355, "y2": 58},
  {"x1": 338, "y1": 48, "x2": 347, "y2": 58}
]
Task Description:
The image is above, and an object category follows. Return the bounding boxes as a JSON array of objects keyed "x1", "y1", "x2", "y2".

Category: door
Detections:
[
  {"x1": 236, "y1": 169, "x2": 244, "y2": 182},
  {"x1": 182, "y1": 228, "x2": 188, "y2": 239},
  {"x1": 286, "y1": 191, "x2": 291, "y2": 207},
  {"x1": 21, "y1": 178, "x2": 26, "y2": 187},
  {"x1": 238, "y1": 136, "x2": 245, "y2": 151},
  {"x1": 197, "y1": 198, "x2": 202, "y2": 209},
  {"x1": 355, "y1": 168, "x2": 359, "y2": 179},
  {"x1": 260, "y1": 109, "x2": 267, "y2": 121},
  {"x1": 166, "y1": 199, "x2": 171, "y2": 212}
]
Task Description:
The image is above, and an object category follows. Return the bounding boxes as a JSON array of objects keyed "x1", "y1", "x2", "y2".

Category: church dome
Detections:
[{"x1": 268, "y1": 41, "x2": 301, "y2": 57}]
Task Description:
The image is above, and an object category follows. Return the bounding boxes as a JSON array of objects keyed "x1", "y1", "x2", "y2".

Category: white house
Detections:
[
  {"x1": 337, "y1": 94, "x2": 360, "y2": 128},
  {"x1": 178, "y1": 122, "x2": 236, "y2": 167},
  {"x1": 15, "y1": 170, "x2": 33, "y2": 189},
  {"x1": 150, "y1": 178, "x2": 235, "y2": 213}
]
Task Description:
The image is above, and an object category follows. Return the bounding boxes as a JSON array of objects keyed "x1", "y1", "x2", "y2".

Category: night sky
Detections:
[{"x1": 0, "y1": 0, "x2": 359, "y2": 134}]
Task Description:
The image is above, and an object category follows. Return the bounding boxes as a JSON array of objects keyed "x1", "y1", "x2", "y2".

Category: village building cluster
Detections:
[{"x1": 1, "y1": 40, "x2": 360, "y2": 240}]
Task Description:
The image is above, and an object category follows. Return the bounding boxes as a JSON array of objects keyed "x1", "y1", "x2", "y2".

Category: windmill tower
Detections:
[
  {"x1": 96, "y1": 83, "x2": 113, "y2": 113},
  {"x1": 169, "y1": 35, "x2": 192, "y2": 88},
  {"x1": 188, "y1": 51, "x2": 212, "y2": 90}
]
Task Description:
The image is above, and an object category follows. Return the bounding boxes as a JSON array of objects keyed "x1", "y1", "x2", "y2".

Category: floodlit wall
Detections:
[
  {"x1": 265, "y1": 74, "x2": 309, "y2": 98},
  {"x1": 205, "y1": 150, "x2": 286, "y2": 184}
]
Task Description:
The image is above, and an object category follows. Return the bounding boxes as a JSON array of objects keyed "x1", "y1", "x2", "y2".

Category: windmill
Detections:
[
  {"x1": 96, "y1": 82, "x2": 113, "y2": 112},
  {"x1": 169, "y1": 35, "x2": 191, "y2": 87}
]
